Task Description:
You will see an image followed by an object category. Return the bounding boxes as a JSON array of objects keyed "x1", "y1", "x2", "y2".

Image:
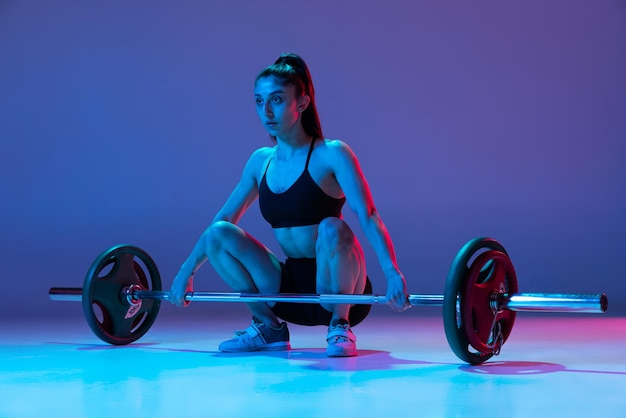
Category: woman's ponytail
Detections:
[{"x1": 256, "y1": 53, "x2": 323, "y2": 140}]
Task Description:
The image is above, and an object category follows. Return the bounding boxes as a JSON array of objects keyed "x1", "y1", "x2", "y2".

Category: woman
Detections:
[{"x1": 170, "y1": 53, "x2": 410, "y2": 357}]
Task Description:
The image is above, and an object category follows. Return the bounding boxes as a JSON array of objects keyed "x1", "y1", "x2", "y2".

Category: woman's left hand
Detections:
[{"x1": 385, "y1": 270, "x2": 411, "y2": 312}]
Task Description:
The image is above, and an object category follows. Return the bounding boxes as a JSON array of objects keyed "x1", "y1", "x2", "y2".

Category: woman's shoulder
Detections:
[
  {"x1": 318, "y1": 138, "x2": 357, "y2": 161},
  {"x1": 241, "y1": 146, "x2": 275, "y2": 175},
  {"x1": 318, "y1": 138, "x2": 351, "y2": 152},
  {"x1": 250, "y1": 145, "x2": 275, "y2": 158},
  {"x1": 245, "y1": 146, "x2": 274, "y2": 164}
]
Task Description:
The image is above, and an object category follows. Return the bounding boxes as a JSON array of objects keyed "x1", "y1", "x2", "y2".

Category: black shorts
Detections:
[{"x1": 270, "y1": 257, "x2": 372, "y2": 327}]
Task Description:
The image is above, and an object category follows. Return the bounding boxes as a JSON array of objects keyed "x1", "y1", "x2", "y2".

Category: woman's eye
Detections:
[
  {"x1": 255, "y1": 98, "x2": 263, "y2": 105},
  {"x1": 272, "y1": 96, "x2": 282, "y2": 103}
]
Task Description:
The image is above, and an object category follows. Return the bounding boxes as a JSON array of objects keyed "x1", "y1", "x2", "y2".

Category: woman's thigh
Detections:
[
  {"x1": 206, "y1": 221, "x2": 283, "y2": 294},
  {"x1": 315, "y1": 217, "x2": 367, "y2": 294}
]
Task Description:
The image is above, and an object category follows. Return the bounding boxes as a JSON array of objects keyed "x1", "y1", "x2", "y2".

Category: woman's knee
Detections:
[
  {"x1": 204, "y1": 220, "x2": 240, "y2": 253},
  {"x1": 316, "y1": 217, "x2": 354, "y2": 253}
]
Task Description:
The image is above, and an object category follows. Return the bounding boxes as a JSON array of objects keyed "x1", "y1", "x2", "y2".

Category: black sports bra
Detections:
[{"x1": 258, "y1": 140, "x2": 345, "y2": 228}]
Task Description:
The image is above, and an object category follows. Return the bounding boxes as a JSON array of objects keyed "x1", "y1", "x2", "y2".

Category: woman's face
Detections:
[{"x1": 254, "y1": 76, "x2": 306, "y2": 139}]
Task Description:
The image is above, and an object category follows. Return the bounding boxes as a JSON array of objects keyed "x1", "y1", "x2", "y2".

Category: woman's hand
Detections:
[
  {"x1": 170, "y1": 270, "x2": 194, "y2": 308},
  {"x1": 385, "y1": 269, "x2": 411, "y2": 312}
]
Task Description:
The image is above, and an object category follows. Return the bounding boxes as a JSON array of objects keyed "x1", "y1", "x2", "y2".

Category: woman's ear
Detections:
[{"x1": 297, "y1": 95, "x2": 311, "y2": 112}]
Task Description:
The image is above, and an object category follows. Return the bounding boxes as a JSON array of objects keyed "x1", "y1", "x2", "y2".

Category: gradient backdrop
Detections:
[{"x1": 1, "y1": 1, "x2": 625, "y2": 320}]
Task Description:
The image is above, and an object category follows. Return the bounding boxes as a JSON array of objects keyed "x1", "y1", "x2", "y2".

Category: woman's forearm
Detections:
[
  {"x1": 179, "y1": 229, "x2": 210, "y2": 276},
  {"x1": 358, "y1": 210, "x2": 400, "y2": 276}
]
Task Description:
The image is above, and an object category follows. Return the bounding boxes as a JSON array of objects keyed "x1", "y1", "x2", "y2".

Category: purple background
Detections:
[{"x1": 1, "y1": 1, "x2": 624, "y2": 319}]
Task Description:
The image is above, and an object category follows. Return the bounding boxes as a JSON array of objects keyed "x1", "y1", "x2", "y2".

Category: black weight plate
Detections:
[
  {"x1": 82, "y1": 245, "x2": 161, "y2": 345},
  {"x1": 443, "y1": 237, "x2": 511, "y2": 364}
]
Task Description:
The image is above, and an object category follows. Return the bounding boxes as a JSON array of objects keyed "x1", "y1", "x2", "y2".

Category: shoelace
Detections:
[
  {"x1": 328, "y1": 323, "x2": 354, "y2": 343},
  {"x1": 234, "y1": 317, "x2": 264, "y2": 336}
]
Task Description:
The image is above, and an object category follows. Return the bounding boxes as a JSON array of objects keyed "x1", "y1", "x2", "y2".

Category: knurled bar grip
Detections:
[{"x1": 48, "y1": 287, "x2": 608, "y2": 313}]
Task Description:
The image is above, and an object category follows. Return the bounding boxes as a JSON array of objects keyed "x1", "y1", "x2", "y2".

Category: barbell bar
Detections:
[
  {"x1": 49, "y1": 288, "x2": 607, "y2": 313},
  {"x1": 47, "y1": 237, "x2": 609, "y2": 364}
]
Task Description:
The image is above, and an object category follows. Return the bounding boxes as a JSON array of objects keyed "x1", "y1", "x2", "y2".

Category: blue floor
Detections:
[{"x1": 2, "y1": 310, "x2": 625, "y2": 417}]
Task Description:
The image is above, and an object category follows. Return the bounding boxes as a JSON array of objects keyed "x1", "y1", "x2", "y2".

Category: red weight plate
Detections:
[
  {"x1": 462, "y1": 250, "x2": 518, "y2": 353},
  {"x1": 443, "y1": 237, "x2": 511, "y2": 364}
]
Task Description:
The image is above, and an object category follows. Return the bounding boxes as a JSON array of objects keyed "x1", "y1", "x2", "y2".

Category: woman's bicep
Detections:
[
  {"x1": 212, "y1": 151, "x2": 264, "y2": 224},
  {"x1": 213, "y1": 180, "x2": 258, "y2": 224},
  {"x1": 332, "y1": 142, "x2": 376, "y2": 219}
]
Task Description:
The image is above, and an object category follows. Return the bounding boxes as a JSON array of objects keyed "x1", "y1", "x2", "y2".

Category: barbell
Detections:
[{"x1": 48, "y1": 237, "x2": 608, "y2": 364}]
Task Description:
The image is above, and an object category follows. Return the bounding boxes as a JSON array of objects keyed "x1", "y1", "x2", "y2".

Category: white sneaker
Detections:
[
  {"x1": 326, "y1": 319, "x2": 357, "y2": 357},
  {"x1": 219, "y1": 316, "x2": 291, "y2": 352}
]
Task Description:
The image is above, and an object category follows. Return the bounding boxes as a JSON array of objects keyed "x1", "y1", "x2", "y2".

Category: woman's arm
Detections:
[
  {"x1": 330, "y1": 140, "x2": 411, "y2": 311},
  {"x1": 170, "y1": 148, "x2": 268, "y2": 306}
]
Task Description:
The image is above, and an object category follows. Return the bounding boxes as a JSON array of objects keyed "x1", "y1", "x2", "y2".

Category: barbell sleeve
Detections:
[
  {"x1": 48, "y1": 287, "x2": 607, "y2": 313},
  {"x1": 499, "y1": 293, "x2": 608, "y2": 313},
  {"x1": 49, "y1": 287, "x2": 82, "y2": 302}
]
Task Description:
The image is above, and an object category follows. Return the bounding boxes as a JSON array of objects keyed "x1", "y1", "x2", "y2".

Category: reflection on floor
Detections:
[{"x1": 2, "y1": 310, "x2": 625, "y2": 418}]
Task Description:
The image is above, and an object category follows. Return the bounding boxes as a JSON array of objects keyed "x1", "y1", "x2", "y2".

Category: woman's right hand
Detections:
[{"x1": 170, "y1": 270, "x2": 194, "y2": 307}]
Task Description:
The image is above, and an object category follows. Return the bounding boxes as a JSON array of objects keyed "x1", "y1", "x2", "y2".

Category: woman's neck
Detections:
[{"x1": 274, "y1": 131, "x2": 313, "y2": 159}]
